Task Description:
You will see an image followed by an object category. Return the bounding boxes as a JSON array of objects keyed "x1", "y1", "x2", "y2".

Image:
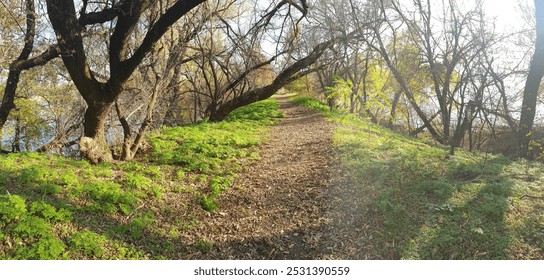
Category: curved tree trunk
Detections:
[{"x1": 209, "y1": 39, "x2": 335, "y2": 121}]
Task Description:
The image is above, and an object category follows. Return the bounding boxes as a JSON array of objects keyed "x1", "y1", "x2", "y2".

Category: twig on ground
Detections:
[{"x1": 519, "y1": 194, "x2": 544, "y2": 199}]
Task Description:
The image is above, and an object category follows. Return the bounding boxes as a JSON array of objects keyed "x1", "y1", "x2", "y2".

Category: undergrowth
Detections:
[
  {"x1": 293, "y1": 96, "x2": 544, "y2": 260},
  {"x1": 0, "y1": 99, "x2": 282, "y2": 259}
]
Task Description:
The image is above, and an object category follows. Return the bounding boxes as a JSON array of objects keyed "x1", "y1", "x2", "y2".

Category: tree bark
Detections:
[
  {"x1": 388, "y1": 91, "x2": 402, "y2": 128},
  {"x1": 12, "y1": 117, "x2": 21, "y2": 152},
  {"x1": 519, "y1": 0, "x2": 544, "y2": 158},
  {"x1": 80, "y1": 101, "x2": 114, "y2": 164},
  {"x1": 116, "y1": 86, "x2": 159, "y2": 161},
  {"x1": 0, "y1": 0, "x2": 36, "y2": 134}
]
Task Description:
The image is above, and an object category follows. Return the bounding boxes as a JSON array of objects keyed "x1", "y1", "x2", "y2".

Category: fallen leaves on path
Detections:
[{"x1": 179, "y1": 95, "x2": 378, "y2": 259}]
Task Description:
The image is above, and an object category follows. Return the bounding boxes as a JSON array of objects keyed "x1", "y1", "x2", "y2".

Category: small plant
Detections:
[
  {"x1": 291, "y1": 97, "x2": 330, "y2": 112},
  {"x1": 37, "y1": 184, "x2": 63, "y2": 195},
  {"x1": 79, "y1": 182, "x2": 139, "y2": 213},
  {"x1": 125, "y1": 173, "x2": 153, "y2": 190},
  {"x1": 29, "y1": 201, "x2": 72, "y2": 222},
  {"x1": 15, "y1": 235, "x2": 66, "y2": 260},
  {"x1": 0, "y1": 195, "x2": 27, "y2": 222},
  {"x1": 125, "y1": 172, "x2": 165, "y2": 199},
  {"x1": 18, "y1": 167, "x2": 56, "y2": 187},
  {"x1": 195, "y1": 239, "x2": 214, "y2": 251},
  {"x1": 69, "y1": 230, "x2": 108, "y2": 258},
  {"x1": 120, "y1": 162, "x2": 145, "y2": 172},
  {"x1": 60, "y1": 173, "x2": 80, "y2": 187},
  {"x1": 0, "y1": 195, "x2": 66, "y2": 259},
  {"x1": 146, "y1": 166, "x2": 163, "y2": 180},
  {"x1": 175, "y1": 169, "x2": 185, "y2": 180},
  {"x1": 13, "y1": 216, "x2": 52, "y2": 238},
  {"x1": 209, "y1": 177, "x2": 231, "y2": 196},
  {"x1": 179, "y1": 217, "x2": 199, "y2": 230},
  {"x1": 225, "y1": 99, "x2": 284, "y2": 124},
  {"x1": 116, "y1": 214, "x2": 156, "y2": 239},
  {"x1": 197, "y1": 194, "x2": 218, "y2": 212}
]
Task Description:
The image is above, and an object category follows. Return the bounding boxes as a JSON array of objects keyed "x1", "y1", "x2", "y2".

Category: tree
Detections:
[
  {"x1": 45, "y1": 0, "x2": 205, "y2": 163},
  {"x1": 6, "y1": 63, "x2": 85, "y2": 153},
  {"x1": 519, "y1": 0, "x2": 544, "y2": 158},
  {"x1": 44, "y1": 0, "x2": 335, "y2": 161},
  {"x1": 209, "y1": 37, "x2": 335, "y2": 121},
  {"x1": 1, "y1": 0, "x2": 39, "y2": 133},
  {"x1": 113, "y1": 4, "x2": 212, "y2": 161},
  {"x1": 182, "y1": 0, "x2": 342, "y2": 122},
  {"x1": 361, "y1": 0, "x2": 498, "y2": 151}
]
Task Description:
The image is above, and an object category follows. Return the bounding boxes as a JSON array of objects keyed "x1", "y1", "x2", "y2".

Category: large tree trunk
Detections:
[
  {"x1": 519, "y1": 0, "x2": 544, "y2": 158},
  {"x1": 79, "y1": 101, "x2": 114, "y2": 164}
]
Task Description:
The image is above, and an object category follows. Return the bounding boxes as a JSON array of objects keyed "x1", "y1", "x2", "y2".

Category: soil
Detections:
[{"x1": 183, "y1": 94, "x2": 375, "y2": 259}]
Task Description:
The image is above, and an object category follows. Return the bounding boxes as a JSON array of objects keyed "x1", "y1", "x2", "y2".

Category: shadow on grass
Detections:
[
  {"x1": 361, "y1": 153, "x2": 515, "y2": 259},
  {"x1": 278, "y1": 96, "x2": 544, "y2": 259}
]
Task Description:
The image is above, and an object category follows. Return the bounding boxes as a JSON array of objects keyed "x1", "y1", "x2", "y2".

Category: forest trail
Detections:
[{"x1": 195, "y1": 94, "x2": 373, "y2": 259}]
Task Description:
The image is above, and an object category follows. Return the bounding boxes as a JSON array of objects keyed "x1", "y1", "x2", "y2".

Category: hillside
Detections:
[
  {"x1": 1, "y1": 95, "x2": 544, "y2": 259},
  {"x1": 292, "y1": 96, "x2": 544, "y2": 259}
]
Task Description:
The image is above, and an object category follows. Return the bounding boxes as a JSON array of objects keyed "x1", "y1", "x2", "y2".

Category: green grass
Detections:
[
  {"x1": 149, "y1": 99, "x2": 283, "y2": 172},
  {"x1": 4, "y1": 94, "x2": 543, "y2": 260},
  {"x1": 293, "y1": 96, "x2": 544, "y2": 259},
  {"x1": 0, "y1": 99, "x2": 283, "y2": 259},
  {"x1": 291, "y1": 96, "x2": 332, "y2": 112}
]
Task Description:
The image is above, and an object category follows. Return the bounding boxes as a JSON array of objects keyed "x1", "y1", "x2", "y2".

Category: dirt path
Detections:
[{"x1": 190, "y1": 95, "x2": 369, "y2": 259}]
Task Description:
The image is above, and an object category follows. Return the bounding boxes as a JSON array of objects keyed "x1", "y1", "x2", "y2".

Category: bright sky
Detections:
[{"x1": 484, "y1": 0, "x2": 532, "y2": 31}]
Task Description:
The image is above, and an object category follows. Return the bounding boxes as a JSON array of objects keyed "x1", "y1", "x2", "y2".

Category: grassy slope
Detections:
[
  {"x1": 0, "y1": 99, "x2": 283, "y2": 259},
  {"x1": 292, "y1": 97, "x2": 544, "y2": 259},
  {"x1": 2, "y1": 95, "x2": 543, "y2": 260}
]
